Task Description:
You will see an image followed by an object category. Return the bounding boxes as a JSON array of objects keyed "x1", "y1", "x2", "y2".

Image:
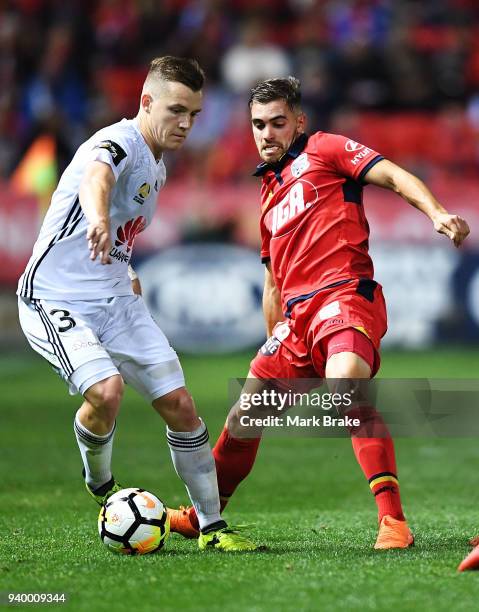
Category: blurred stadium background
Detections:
[{"x1": 0, "y1": 0, "x2": 478, "y2": 354}]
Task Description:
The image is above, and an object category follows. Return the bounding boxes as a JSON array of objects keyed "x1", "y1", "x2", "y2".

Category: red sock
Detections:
[
  {"x1": 213, "y1": 427, "x2": 261, "y2": 510},
  {"x1": 348, "y1": 407, "x2": 405, "y2": 522},
  {"x1": 188, "y1": 427, "x2": 261, "y2": 530}
]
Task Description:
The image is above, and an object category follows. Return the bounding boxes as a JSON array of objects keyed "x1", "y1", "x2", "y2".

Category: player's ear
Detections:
[
  {"x1": 297, "y1": 111, "x2": 306, "y2": 133},
  {"x1": 141, "y1": 93, "x2": 153, "y2": 113}
]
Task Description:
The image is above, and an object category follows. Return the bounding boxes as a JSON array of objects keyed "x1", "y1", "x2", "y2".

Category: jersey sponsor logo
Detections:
[
  {"x1": 109, "y1": 249, "x2": 130, "y2": 263},
  {"x1": 72, "y1": 340, "x2": 101, "y2": 351},
  {"x1": 95, "y1": 140, "x2": 127, "y2": 166},
  {"x1": 345, "y1": 140, "x2": 364, "y2": 152},
  {"x1": 291, "y1": 152, "x2": 310, "y2": 178},
  {"x1": 271, "y1": 180, "x2": 318, "y2": 236},
  {"x1": 133, "y1": 182, "x2": 151, "y2": 205},
  {"x1": 319, "y1": 300, "x2": 341, "y2": 320},
  {"x1": 350, "y1": 147, "x2": 372, "y2": 166},
  {"x1": 110, "y1": 216, "x2": 146, "y2": 262}
]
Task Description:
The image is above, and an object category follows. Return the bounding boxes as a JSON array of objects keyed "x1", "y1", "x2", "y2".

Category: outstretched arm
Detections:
[
  {"x1": 263, "y1": 262, "x2": 283, "y2": 337},
  {"x1": 79, "y1": 160, "x2": 116, "y2": 264},
  {"x1": 364, "y1": 159, "x2": 470, "y2": 247}
]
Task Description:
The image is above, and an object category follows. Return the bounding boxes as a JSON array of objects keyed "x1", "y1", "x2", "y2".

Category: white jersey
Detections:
[{"x1": 17, "y1": 118, "x2": 166, "y2": 300}]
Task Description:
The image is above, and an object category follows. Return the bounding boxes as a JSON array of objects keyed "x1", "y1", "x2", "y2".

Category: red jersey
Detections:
[{"x1": 255, "y1": 132, "x2": 383, "y2": 316}]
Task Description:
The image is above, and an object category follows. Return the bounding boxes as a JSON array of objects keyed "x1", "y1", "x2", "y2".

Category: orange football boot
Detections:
[
  {"x1": 374, "y1": 515, "x2": 414, "y2": 550},
  {"x1": 458, "y1": 545, "x2": 479, "y2": 571},
  {"x1": 167, "y1": 506, "x2": 199, "y2": 539}
]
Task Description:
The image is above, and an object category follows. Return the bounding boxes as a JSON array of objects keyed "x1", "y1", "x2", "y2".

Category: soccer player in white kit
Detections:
[{"x1": 17, "y1": 56, "x2": 256, "y2": 552}]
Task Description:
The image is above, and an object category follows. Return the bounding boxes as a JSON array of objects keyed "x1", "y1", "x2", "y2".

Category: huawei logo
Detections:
[{"x1": 115, "y1": 217, "x2": 146, "y2": 252}]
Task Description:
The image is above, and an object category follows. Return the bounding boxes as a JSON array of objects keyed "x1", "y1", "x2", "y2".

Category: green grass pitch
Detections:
[{"x1": 1, "y1": 348, "x2": 479, "y2": 611}]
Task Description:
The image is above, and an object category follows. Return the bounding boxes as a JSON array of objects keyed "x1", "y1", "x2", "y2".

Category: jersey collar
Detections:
[{"x1": 253, "y1": 133, "x2": 309, "y2": 177}]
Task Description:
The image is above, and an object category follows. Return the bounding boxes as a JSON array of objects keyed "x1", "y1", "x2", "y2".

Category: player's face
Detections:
[
  {"x1": 143, "y1": 81, "x2": 202, "y2": 153},
  {"x1": 251, "y1": 100, "x2": 305, "y2": 163}
]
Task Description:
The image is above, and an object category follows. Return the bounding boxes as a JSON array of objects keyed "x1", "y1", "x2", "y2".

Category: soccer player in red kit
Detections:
[{"x1": 169, "y1": 77, "x2": 470, "y2": 548}]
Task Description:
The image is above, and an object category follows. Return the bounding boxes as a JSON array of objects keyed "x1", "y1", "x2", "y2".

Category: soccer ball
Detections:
[{"x1": 98, "y1": 488, "x2": 170, "y2": 555}]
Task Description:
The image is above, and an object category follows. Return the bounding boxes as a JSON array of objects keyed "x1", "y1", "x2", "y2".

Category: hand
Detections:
[
  {"x1": 433, "y1": 213, "x2": 470, "y2": 247},
  {"x1": 87, "y1": 222, "x2": 112, "y2": 264}
]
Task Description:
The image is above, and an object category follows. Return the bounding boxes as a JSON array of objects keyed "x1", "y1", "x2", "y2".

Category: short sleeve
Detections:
[
  {"x1": 315, "y1": 133, "x2": 383, "y2": 183},
  {"x1": 88, "y1": 134, "x2": 133, "y2": 181}
]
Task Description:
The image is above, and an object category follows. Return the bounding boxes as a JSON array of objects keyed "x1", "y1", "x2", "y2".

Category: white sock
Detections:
[
  {"x1": 166, "y1": 420, "x2": 222, "y2": 530},
  {"x1": 74, "y1": 411, "x2": 116, "y2": 490}
]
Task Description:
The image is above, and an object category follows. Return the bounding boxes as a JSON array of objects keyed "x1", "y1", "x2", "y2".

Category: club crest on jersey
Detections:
[
  {"x1": 95, "y1": 140, "x2": 127, "y2": 166},
  {"x1": 291, "y1": 153, "x2": 310, "y2": 178},
  {"x1": 109, "y1": 216, "x2": 146, "y2": 262},
  {"x1": 273, "y1": 322, "x2": 290, "y2": 341},
  {"x1": 133, "y1": 182, "x2": 151, "y2": 205}
]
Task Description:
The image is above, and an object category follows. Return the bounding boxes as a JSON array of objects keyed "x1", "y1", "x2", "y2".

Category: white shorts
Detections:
[{"x1": 18, "y1": 295, "x2": 185, "y2": 401}]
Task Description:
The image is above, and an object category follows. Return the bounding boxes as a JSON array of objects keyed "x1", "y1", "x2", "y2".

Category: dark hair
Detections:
[
  {"x1": 249, "y1": 77, "x2": 302, "y2": 111},
  {"x1": 147, "y1": 56, "x2": 205, "y2": 91}
]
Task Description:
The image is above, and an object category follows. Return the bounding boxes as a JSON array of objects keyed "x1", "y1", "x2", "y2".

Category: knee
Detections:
[
  {"x1": 226, "y1": 401, "x2": 263, "y2": 439},
  {"x1": 85, "y1": 375, "x2": 124, "y2": 419},
  {"x1": 153, "y1": 388, "x2": 200, "y2": 431}
]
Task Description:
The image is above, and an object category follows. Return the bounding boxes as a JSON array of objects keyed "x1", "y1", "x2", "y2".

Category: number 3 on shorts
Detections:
[{"x1": 49, "y1": 309, "x2": 76, "y2": 332}]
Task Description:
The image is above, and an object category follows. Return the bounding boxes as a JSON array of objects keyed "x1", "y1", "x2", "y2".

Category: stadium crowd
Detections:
[{"x1": 2, "y1": 0, "x2": 479, "y2": 183}]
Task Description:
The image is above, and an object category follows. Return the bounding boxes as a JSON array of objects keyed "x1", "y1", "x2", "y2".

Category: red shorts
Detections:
[{"x1": 250, "y1": 279, "x2": 387, "y2": 380}]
